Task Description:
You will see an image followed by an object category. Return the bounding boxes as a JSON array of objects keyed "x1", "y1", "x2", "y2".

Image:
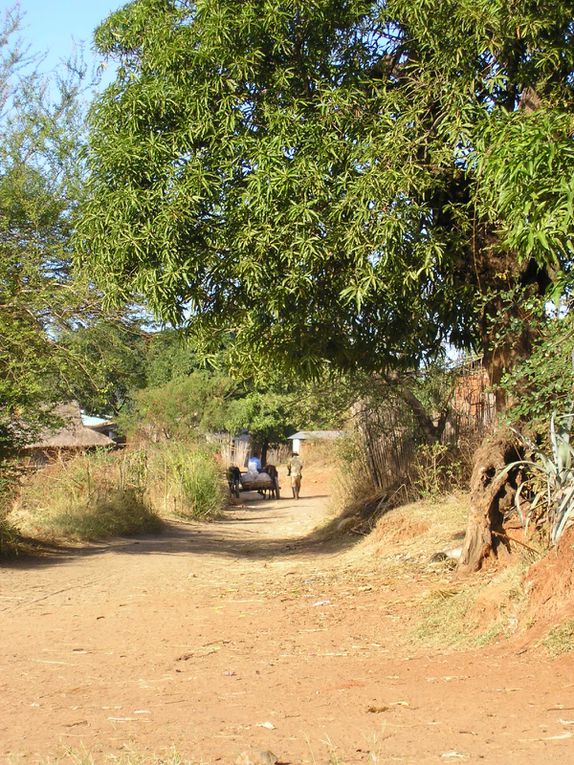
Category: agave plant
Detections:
[{"x1": 503, "y1": 413, "x2": 574, "y2": 546}]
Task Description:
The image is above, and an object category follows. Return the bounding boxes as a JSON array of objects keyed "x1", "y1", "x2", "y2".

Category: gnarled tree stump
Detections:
[{"x1": 457, "y1": 429, "x2": 521, "y2": 573}]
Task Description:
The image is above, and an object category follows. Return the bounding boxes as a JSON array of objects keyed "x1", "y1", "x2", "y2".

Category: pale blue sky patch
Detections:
[{"x1": 18, "y1": 0, "x2": 125, "y2": 77}]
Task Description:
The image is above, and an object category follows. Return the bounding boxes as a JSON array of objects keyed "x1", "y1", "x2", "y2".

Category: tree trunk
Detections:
[
  {"x1": 457, "y1": 430, "x2": 521, "y2": 572},
  {"x1": 260, "y1": 439, "x2": 269, "y2": 467},
  {"x1": 450, "y1": 213, "x2": 551, "y2": 568}
]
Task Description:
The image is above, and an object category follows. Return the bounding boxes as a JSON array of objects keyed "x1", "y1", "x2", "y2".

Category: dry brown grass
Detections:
[
  {"x1": 542, "y1": 619, "x2": 574, "y2": 656},
  {"x1": 0, "y1": 514, "x2": 25, "y2": 556},
  {"x1": 6, "y1": 443, "x2": 228, "y2": 547},
  {"x1": 414, "y1": 563, "x2": 528, "y2": 649},
  {"x1": 337, "y1": 493, "x2": 533, "y2": 651},
  {"x1": 33, "y1": 749, "x2": 199, "y2": 765},
  {"x1": 144, "y1": 443, "x2": 226, "y2": 520},
  {"x1": 10, "y1": 451, "x2": 162, "y2": 543},
  {"x1": 369, "y1": 493, "x2": 468, "y2": 556}
]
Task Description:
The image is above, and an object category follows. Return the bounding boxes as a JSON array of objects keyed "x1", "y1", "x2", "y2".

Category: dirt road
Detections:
[{"x1": 2, "y1": 476, "x2": 574, "y2": 764}]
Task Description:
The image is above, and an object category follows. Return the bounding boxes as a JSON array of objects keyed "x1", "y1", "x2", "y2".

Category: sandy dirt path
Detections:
[{"x1": 2, "y1": 471, "x2": 574, "y2": 764}]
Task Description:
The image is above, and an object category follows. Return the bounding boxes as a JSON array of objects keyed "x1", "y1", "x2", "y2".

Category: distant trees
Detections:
[
  {"x1": 60, "y1": 317, "x2": 148, "y2": 415},
  {"x1": 143, "y1": 328, "x2": 201, "y2": 388},
  {"x1": 119, "y1": 329, "x2": 350, "y2": 449},
  {"x1": 0, "y1": 9, "x2": 150, "y2": 457},
  {"x1": 119, "y1": 369, "x2": 235, "y2": 441}
]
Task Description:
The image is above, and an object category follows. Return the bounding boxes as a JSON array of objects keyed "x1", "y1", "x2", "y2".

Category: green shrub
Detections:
[{"x1": 10, "y1": 450, "x2": 162, "y2": 542}]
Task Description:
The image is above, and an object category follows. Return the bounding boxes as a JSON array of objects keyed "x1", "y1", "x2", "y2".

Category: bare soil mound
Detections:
[{"x1": 515, "y1": 527, "x2": 574, "y2": 648}]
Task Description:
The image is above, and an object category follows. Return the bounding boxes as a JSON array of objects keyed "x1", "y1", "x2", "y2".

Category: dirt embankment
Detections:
[{"x1": 2, "y1": 465, "x2": 574, "y2": 765}]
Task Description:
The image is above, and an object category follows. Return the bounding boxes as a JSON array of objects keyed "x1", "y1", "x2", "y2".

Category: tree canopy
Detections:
[
  {"x1": 0, "y1": 9, "x2": 90, "y2": 453},
  {"x1": 60, "y1": 317, "x2": 148, "y2": 415},
  {"x1": 79, "y1": 0, "x2": 574, "y2": 383}
]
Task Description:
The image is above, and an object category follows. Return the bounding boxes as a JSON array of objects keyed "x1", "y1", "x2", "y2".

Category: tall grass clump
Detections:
[
  {"x1": 0, "y1": 513, "x2": 21, "y2": 556},
  {"x1": 146, "y1": 442, "x2": 226, "y2": 520},
  {"x1": 9, "y1": 450, "x2": 162, "y2": 542},
  {"x1": 329, "y1": 432, "x2": 376, "y2": 515},
  {"x1": 8, "y1": 442, "x2": 226, "y2": 545},
  {"x1": 0, "y1": 461, "x2": 26, "y2": 555}
]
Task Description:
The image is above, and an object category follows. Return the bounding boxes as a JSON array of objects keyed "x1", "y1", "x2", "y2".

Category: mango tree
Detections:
[{"x1": 78, "y1": 0, "x2": 574, "y2": 570}]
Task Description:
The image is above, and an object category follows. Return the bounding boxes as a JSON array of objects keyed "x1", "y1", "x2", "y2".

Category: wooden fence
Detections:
[
  {"x1": 210, "y1": 434, "x2": 290, "y2": 469},
  {"x1": 356, "y1": 361, "x2": 496, "y2": 492}
]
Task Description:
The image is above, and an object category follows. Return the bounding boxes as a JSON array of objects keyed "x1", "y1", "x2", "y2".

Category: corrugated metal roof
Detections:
[
  {"x1": 288, "y1": 430, "x2": 345, "y2": 440},
  {"x1": 81, "y1": 414, "x2": 113, "y2": 428}
]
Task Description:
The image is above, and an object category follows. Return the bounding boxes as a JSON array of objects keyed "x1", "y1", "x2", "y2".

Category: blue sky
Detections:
[{"x1": 19, "y1": 0, "x2": 126, "y2": 76}]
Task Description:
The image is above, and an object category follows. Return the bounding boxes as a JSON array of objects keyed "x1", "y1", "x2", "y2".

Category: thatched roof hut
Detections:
[{"x1": 24, "y1": 402, "x2": 115, "y2": 461}]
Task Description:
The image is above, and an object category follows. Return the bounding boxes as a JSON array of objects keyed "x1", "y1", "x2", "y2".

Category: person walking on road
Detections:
[{"x1": 287, "y1": 453, "x2": 303, "y2": 500}]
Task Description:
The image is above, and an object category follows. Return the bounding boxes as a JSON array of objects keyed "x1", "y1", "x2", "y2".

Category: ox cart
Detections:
[
  {"x1": 227, "y1": 467, "x2": 280, "y2": 500},
  {"x1": 240, "y1": 473, "x2": 280, "y2": 499}
]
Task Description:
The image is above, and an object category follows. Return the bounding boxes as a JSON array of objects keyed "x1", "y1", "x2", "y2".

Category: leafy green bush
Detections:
[
  {"x1": 10, "y1": 450, "x2": 162, "y2": 542},
  {"x1": 118, "y1": 371, "x2": 234, "y2": 442},
  {"x1": 500, "y1": 309, "x2": 574, "y2": 434}
]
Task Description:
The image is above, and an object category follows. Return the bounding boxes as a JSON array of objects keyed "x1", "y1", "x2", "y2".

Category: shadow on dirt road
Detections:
[{"x1": 3, "y1": 491, "x2": 356, "y2": 570}]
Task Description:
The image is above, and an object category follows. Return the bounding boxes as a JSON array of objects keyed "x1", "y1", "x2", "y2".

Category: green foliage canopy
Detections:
[
  {"x1": 143, "y1": 328, "x2": 202, "y2": 387},
  {"x1": 60, "y1": 318, "x2": 148, "y2": 415},
  {"x1": 0, "y1": 9, "x2": 154, "y2": 455},
  {"x1": 119, "y1": 370, "x2": 236, "y2": 440},
  {"x1": 501, "y1": 309, "x2": 574, "y2": 430},
  {"x1": 119, "y1": 345, "x2": 351, "y2": 444},
  {"x1": 79, "y1": 0, "x2": 574, "y2": 379},
  {"x1": 0, "y1": 12, "x2": 91, "y2": 453}
]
